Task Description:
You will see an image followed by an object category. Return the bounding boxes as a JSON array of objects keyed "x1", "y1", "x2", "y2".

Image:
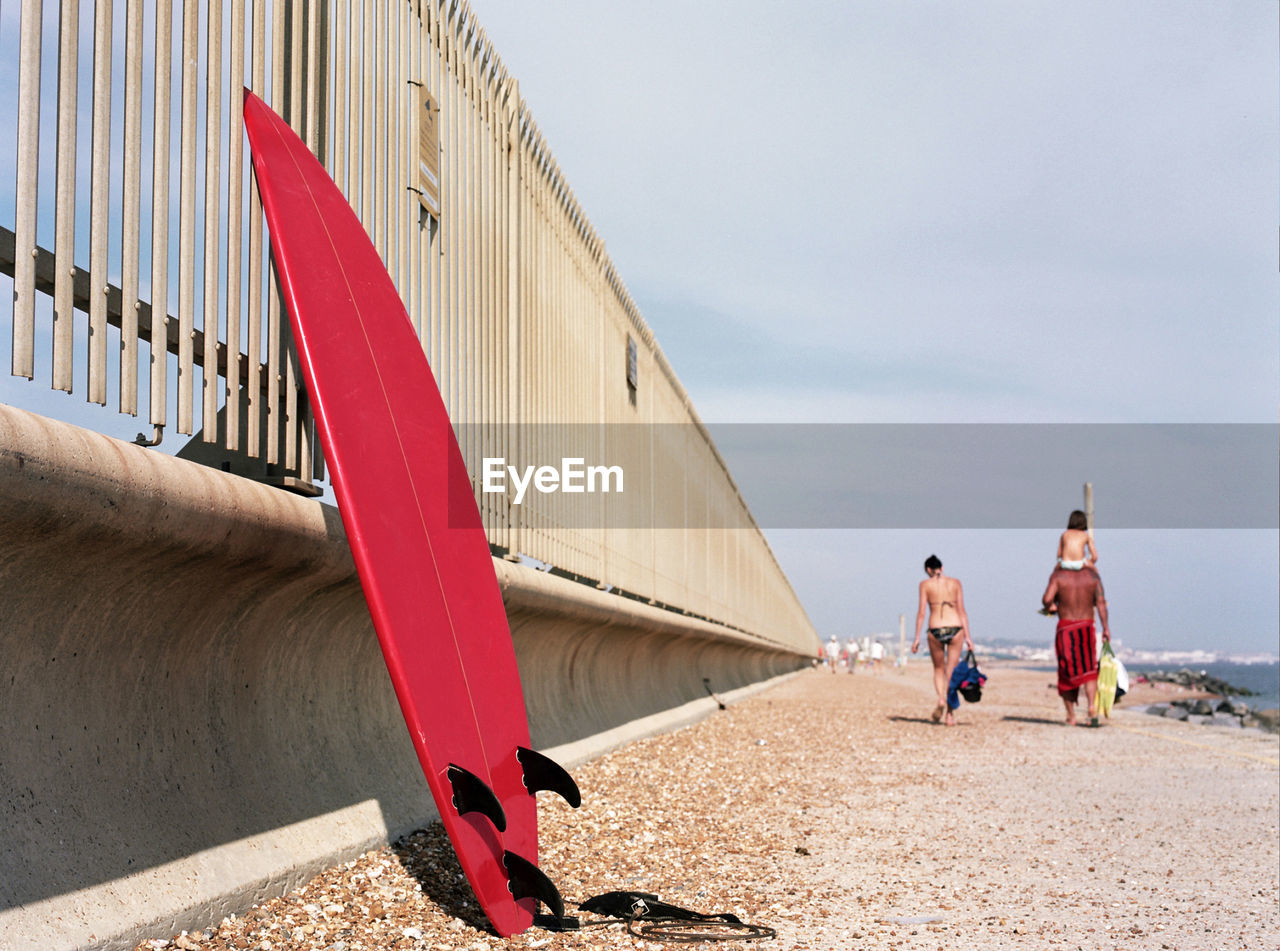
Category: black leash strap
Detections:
[
  {"x1": 572, "y1": 890, "x2": 776, "y2": 943},
  {"x1": 626, "y1": 918, "x2": 777, "y2": 943}
]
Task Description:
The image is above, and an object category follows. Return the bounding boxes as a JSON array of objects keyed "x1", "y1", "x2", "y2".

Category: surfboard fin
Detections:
[
  {"x1": 447, "y1": 764, "x2": 507, "y2": 833},
  {"x1": 516, "y1": 747, "x2": 582, "y2": 808},
  {"x1": 503, "y1": 850, "x2": 566, "y2": 919}
]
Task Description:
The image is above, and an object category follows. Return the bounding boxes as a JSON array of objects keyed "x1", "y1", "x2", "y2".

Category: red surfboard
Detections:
[{"x1": 242, "y1": 90, "x2": 576, "y2": 937}]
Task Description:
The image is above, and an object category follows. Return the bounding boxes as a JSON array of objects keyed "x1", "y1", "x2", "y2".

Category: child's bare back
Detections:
[{"x1": 1057, "y1": 523, "x2": 1096, "y2": 570}]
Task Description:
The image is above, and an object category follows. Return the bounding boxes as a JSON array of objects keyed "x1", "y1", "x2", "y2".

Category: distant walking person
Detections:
[
  {"x1": 846, "y1": 637, "x2": 860, "y2": 673},
  {"x1": 826, "y1": 635, "x2": 841, "y2": 672},
  {"x1": 1056, "y1": 510, "x2": 1097, "y2": 571},
  {"x1": 1042, "y1": 564, "x2": 1111, "y2": 726},
  {"x1": 911, "y1": 555, "x2": 973, "y2": 725}
]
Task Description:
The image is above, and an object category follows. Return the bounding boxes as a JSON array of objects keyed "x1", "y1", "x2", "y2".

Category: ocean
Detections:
[{"x1": 1126, "y1": 660, "x2": 1280, "y2": 712}]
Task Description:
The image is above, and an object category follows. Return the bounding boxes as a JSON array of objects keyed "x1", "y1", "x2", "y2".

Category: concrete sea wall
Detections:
[{"x1": 0, "y1": 405, "x2": 806, "y2": 950}]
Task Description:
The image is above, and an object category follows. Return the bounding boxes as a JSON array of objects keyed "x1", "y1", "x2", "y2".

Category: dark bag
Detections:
[
  {"x1": 947, "y1": 649, "x2": 987, "y2": 705},
  {"x1": 957, "y1": 649, "x2": 986, "y2": 702}
]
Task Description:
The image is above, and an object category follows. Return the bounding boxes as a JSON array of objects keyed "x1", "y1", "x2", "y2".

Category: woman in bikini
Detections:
[{"x1": 911, "y1": 554, "x2": 973, "y2": 725}]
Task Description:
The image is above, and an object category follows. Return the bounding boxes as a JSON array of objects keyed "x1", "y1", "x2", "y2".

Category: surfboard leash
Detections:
[{"x1": 534, "y1": 890, "x2": 776, "y2": 942}]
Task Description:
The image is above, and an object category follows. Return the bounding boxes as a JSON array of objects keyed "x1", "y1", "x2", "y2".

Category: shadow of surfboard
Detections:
[{"x1": 392, "y1": 825, "x2": 496, "y2": 933}]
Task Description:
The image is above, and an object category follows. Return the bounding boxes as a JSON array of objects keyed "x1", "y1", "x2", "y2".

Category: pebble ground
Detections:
[{"x1": 137, "y1": 661, "x2": 1280, "y2": 951}]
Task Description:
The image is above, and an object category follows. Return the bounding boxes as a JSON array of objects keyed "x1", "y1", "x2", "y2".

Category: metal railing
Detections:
[{"x1": 1, "y1": 0, "x2": 818, "y2": 653}]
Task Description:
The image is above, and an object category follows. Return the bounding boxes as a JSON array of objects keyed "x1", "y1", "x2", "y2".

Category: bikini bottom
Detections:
[{"x1": 929, "y1": 626, "x2": 961, "y2": 645}]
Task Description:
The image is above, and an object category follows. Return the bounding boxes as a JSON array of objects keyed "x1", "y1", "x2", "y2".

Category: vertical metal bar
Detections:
[
  {"x1": 596, "y1": 244, "x2": 607, "y2": 581},
  {"x1": 299, "y1": 0, "x2": 322, "y2": 480},
  {"x1": 376, "y1": 0, "x2": 386, "y2": 262},
  {"x1": 482, "y1": 61, "x2": 495, "y2": 534},
  {"x1": 149, "y1": 0, "x2": 173, "y2": 427},
  {"x1": 516, "y1": 122, "x2": 531, "y2": 556},
  {"x1": 87, "y1": 0, "x2": 113, "y2": 406},
  {"x1": 428, "y1": 3, "x2": 440, "y2": 374},
  {"x1": 246, "y1": 0, "x2": 266, "y2": 457},
  {"x1": 406, "y1": 4, "x2": 420, "y2": 334},
  {"x1": 550, "y1": 173, "x2": 561, "y2": 563},
  {"x1": 282, "y1": 0, "x2": 302, "y2": 473},
  {"x1": 120, "y1": 0, "x2": 144, "y2": 414},
  {"x1": 201, "y1": 0, "x2": 223, "y2": 441},
  {"x1": 442, "y1": 13, "x2": 455, "y2": 417},
  {"x1": 457, "y1": 13, "x2": 467, "y2": 431},
  {"x1": 392, "y1": 0, "x2": 403, "y2": 297},
  {"x1": 462, "y1": 25, "x2": 475, "y2": 474},
  {"x1": 482, "y1": 64, "x2": 496, "y2": 538},
  {"x1": 281, "y1": 0, "x2": 303, "y2": 473},
  {"x1": 470, "y1": 33, "x2": 480, "y2": 480},
  {"x1": 225, "y1": 0, "x2": 246, "y2": 451},
  {"x1": 505, "y1": 91, "x2": 520, "y2": 556},
  {"x1": 306, "y1": 0, "x2": 320, "y2": 153},
  {"x1": 534, "y1": 139, "x2": 544, "y2": 557},
  {"x1": 360, "y1": 0, "x2": 373, "y2": 235},
  {"x1": 554, "y1": 172, "x2": 563, "y2": 567},
  {"x1": 52, "y1": 0, "x2": 79, "y2": 393},
  {"x1": 333, "y1": 0, "x2": 348, "y2": 190},
  {"x1": 455, "y1": 14, "x2": 466, "y2": 428},
  {"x1": 288, "y1": 0, "x2": 302, "y2": 132},
  {"x1": 439, "y1": 6, "x2": 450, "y2": 407},
  {"x1": 419, "y1": 8, "x2": 431, "y2": 321},
  {"x1": 522, "y1": 131, "x2": 533, "y2": 546},
  {"x1": 266, "y1": 0, "x2": 285, "y2": 466},
  {"x1": 475, "y1": 42, "x2": 487, "y2": 519},
  {"x1": 569, "y1": 197, "x2": 578, "y2": 568},
  {"x1": 554, "y1": 173, "x2": 564, "y2": 567},
  {"x1": 13, "y1": 0, "x2": 43, "y2": 380},
  {"x1": 399, "y1": 0, "x2": 411, "y2": 311},
  {"x1": 176, "y1": 0, "x2": 199, "y2": 433},
  {"x1": 373, "y1": 0, "x2": 386, "y2": 261},
  {"x1": 384, "y1": 0, "x2": 396, "y2": 291}
]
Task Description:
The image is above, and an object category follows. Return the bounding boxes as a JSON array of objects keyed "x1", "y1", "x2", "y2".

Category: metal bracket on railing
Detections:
[{"x1": 134, "y1": 425, "x2": 164, "y2": 448}]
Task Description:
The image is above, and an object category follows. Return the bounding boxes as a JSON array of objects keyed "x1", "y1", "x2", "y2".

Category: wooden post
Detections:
[
  {"x1": 1084, "y1": 482, "x2": 1094, "y2": 537},
  {"x1": 1084, "y1": 482, "x2": 1102, "y2": 654}
]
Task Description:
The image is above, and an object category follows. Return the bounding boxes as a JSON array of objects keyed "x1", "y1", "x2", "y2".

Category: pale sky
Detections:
[
  {"x1": 1, "y1": 2, "x2": 1275, "y2": 656},
  {"x1": 474, "y1": 0, "x2": 1279, "y2": 656}
]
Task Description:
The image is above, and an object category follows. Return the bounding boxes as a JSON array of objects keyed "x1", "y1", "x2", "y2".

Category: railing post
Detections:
[
  {"x1": 13, "y1": 0, "x2": 43, "y2": 381},
  {"x1": 52, "y1": 0, "x2": 78, "y2": 394}
]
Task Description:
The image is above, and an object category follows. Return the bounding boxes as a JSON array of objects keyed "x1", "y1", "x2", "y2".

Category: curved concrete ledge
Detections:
[
  {"x1": 493, "y1": 559, "x2": 806, "y2": 750},
  {"x1": 0, "y1": 405, "x2": 808, "y2": 950}
]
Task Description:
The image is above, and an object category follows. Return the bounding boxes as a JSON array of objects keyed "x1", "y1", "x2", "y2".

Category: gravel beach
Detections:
[{"x1": 137, "y1": 660, "x2": 1280, "y2": 951}]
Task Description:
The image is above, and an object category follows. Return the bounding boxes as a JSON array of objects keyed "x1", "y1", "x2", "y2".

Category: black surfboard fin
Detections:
[
  {"x1": 516, "y1": 746, "x2": 582, "y2": 808},
  {"x1": 503, "y1": 850, "x2": 566, "y2": 919},
  {"x1": 447, "y1": 764, "x2": 507, "y2": 832}
]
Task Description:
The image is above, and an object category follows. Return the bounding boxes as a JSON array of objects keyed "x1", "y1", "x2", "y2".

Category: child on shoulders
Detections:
[{"x1": 1057, "y1": 509, "x2": 1097, "y2": 571}]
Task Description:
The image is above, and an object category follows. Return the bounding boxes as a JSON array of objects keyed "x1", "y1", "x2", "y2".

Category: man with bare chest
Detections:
[{"x1": 1042, "y1": 566, "x2": 1111, "y2": 726}]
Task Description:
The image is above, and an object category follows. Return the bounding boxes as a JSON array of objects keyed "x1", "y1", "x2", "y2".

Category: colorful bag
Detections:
[
  {"x1": 1097, "y1": 641, "x2": 1119, "y2": 717},
  {"x1": 946, "y1": 650, "x2": 987, "y2": 710}
]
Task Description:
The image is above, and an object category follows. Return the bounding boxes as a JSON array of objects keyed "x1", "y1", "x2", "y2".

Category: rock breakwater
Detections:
[
  {"x1": 1141, "y1": 697, "x2": 1280, "y2": 733},
  {"x1": 1140, "y1": 667, "x2": 1256, "y2": 697}
]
